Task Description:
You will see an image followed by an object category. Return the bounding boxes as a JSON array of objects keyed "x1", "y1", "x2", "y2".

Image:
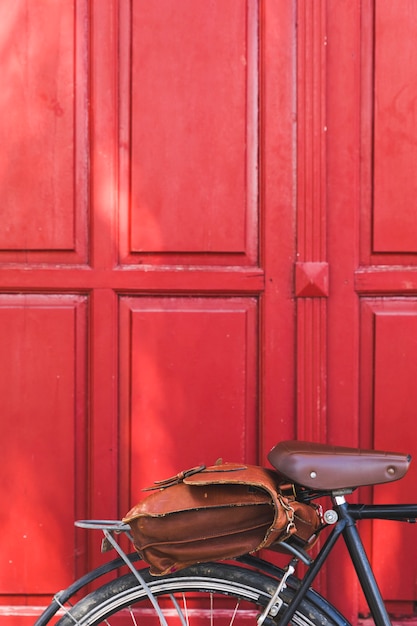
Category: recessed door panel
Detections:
[
  {"x1": 0, "y1": 295, "x2": 87, "y2": 594},
  {"x1": 122, "y1": 0, "x2": 258, "y2": 264},
  {"x1": 119, "y1": 296, "x2": 258, "y2": 505},
  {"x1": 373, "y1": 1, "x2": 417, "y2": 253},
  {"x1": 360, "y1": 301, "x2": 417, "y2": 601},
  {"x1": 0, "y1": 0, "x2": 88, "y2": 262}
]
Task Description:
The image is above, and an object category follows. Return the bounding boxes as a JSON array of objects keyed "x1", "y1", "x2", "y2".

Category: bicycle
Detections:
[{"x1": 33, "y1": 440, "x2": 415, "y2": 626}]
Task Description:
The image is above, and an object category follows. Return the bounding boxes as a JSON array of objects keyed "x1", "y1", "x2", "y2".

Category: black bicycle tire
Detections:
[{"x1": 55, "y1": 561, "x2": 347, "y2": 626}]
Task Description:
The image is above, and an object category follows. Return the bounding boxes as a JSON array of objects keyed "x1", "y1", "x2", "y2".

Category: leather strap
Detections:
[{"x1": 143, "y1": 465, "x2": 206, "y2": 491}]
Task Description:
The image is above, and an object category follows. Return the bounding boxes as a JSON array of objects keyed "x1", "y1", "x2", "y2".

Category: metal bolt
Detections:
[{"x1": 324, "y1": 509, "x2": 338, "y2": 525}]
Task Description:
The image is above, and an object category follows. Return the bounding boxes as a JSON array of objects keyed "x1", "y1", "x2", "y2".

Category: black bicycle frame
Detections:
[
  {"x1": 278, "y1": 498, "x2": 417, "y2": 626},
  {"x1": 348, "y1": 503, "x2": 417, "y2": 522}
]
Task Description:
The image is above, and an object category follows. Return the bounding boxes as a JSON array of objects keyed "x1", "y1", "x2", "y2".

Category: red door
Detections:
[
  {"x1": 326, "y1": 0, "x2": 417, "y2": 620},
  {"x1": 0, "y1": 2, "x2": 296, "y2": 622},
  {"x1": 2, "y1": 2, "x2": 417, "y2": 624}
]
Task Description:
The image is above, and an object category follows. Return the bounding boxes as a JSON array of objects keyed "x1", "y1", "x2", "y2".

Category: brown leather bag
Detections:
[{"x1": 123, "y1": 463, "x2": 323, "y2": 575}]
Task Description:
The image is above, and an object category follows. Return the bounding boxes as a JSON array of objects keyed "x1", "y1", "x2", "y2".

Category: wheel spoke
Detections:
[
  {"x1": 229, "y1": 599, "x2": 241, "y2": 626},
  {"x1": 128, "y1": 606, "x2": 138, "y2": 626},
  {"x1": 181, "y1": 593, "x2": 190, "y2": 626}
]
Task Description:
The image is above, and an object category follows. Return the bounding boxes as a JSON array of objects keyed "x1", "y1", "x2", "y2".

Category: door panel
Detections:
[
  {"x1": 119, "y1": 297, "x2": 258, "y2": 505},
  {"x1": 360, "y1": 301, "x2": 417, "y2": 601},
  {"x1": 361, "y1": 0, "x2": 417, "y2": 263},
  {"x1": 119, "y1": 0, "x2": 258, "y2": 266},
  {"x1": 0, "y1": 0, "x2": 88, "y2": 264},
  {"x1": 373, "y1": 1, "x2": 417, "y2": 253},
  {"x1": 0, "y1": 295, "x2": 87, "y2": 594}
]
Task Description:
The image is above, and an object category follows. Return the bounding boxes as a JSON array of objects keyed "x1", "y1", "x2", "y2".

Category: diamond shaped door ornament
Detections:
[{"x1": 295, "y1": 262, "x2": 329, "y2": 298}]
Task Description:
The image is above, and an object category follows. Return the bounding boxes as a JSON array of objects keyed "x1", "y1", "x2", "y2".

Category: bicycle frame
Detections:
[{"x1": 277, "y1": 496, "x2": 417, "y2": 626}]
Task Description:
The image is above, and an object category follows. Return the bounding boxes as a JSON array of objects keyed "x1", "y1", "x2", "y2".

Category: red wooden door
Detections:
[
  {"x1": 0, "y1": 2, "x2": 296, "y2": 622},
  {"x1": 3, "y1": 2, "x2": 416, "y2": 624},
  {"x1": 273, "y1": 1, "x2": 417, "y2": 621},
  {"x1": 325, "y1": 0, "x2": 417, "y2": 620}
]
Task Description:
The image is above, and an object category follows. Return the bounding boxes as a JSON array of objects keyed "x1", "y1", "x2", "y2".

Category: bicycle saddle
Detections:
[{"x1": 268, "y1": 440, "x2": 411, "y2": 491}]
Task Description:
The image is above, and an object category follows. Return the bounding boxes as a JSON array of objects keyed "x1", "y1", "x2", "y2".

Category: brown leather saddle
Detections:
[{"x1": 268, "y1": 440, "x2": 411, "y2": 491}]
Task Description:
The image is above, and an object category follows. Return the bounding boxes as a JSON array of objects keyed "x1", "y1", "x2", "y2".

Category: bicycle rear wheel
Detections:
[{"x1": 56, "y1": 562, "x2": 344, "y2": 626}]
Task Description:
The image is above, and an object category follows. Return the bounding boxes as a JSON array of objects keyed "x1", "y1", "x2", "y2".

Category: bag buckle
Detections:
[{"x1": 278, "y1": 495, "x2": 296, "y2": 535}]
